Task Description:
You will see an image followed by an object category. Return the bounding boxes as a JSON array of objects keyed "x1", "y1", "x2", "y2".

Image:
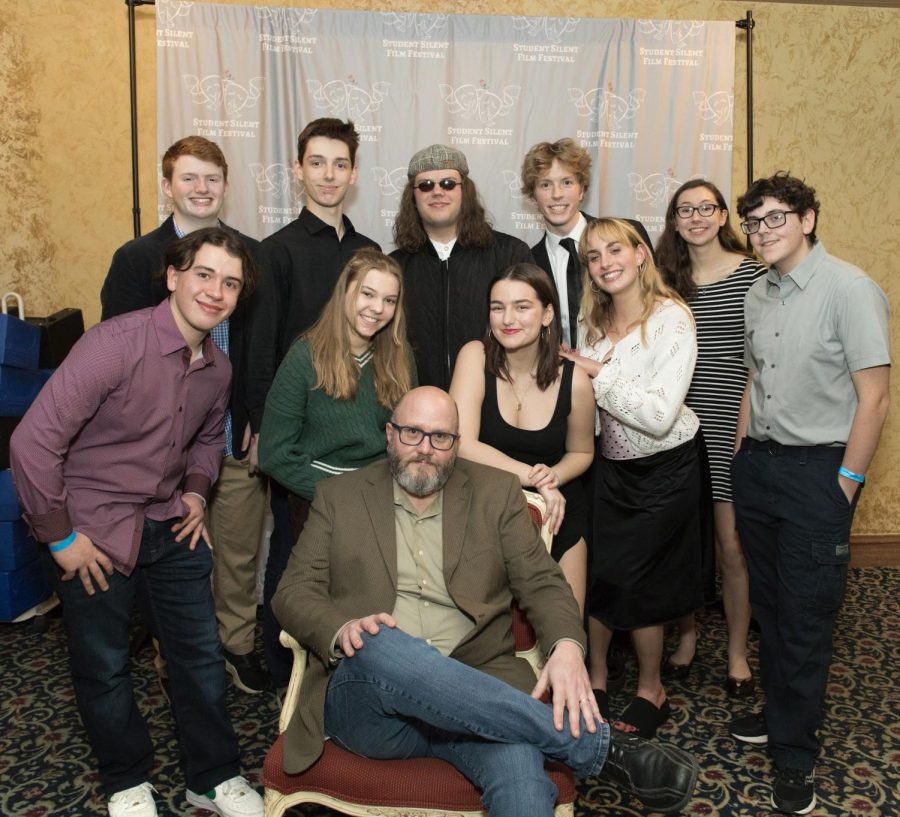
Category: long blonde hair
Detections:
[
  {"x1": 577, "y1": 218, "x2": 689, "y2": 346},
  {"x1": 304, "y1": 248, "x2": 413, "y2": 408}
]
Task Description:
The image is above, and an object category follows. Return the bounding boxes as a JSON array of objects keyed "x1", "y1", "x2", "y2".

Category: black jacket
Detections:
[{"x1": 392, "y1": 231, "x2": 533, "y2": 390}]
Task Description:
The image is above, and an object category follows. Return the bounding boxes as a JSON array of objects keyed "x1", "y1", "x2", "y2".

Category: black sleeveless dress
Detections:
[{"x1": 479, "y1": 360, "x2": 588, "y2": 562}]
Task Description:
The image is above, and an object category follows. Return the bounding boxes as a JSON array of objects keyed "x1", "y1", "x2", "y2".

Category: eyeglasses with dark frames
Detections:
[
  {"x1": 740, "y1": 210, "x2": 798, "y2": 235},
  {"x1": 675, "y1": 203, "x2": 720, "y2": 219},
  {"x1": 389, "y1": 422, "x2": 459, "y2": 451},
  {"x1": 414, "y1": 178, "x2": 461, "y2": 193}
]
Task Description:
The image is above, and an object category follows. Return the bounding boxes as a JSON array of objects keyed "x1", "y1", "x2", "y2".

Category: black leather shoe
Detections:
[{"x1": 601, "y1": 731, "x2": 699, "y2": 814}]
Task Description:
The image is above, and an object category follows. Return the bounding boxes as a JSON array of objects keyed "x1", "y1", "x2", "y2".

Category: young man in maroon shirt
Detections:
[{"x1": 12, "y1": 228, "x2": 264, "y2": 817}]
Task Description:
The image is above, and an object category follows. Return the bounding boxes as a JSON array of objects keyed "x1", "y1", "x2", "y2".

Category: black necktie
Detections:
[{"x1": 559, "y1": 237, "x2": 581, "y2": 347}]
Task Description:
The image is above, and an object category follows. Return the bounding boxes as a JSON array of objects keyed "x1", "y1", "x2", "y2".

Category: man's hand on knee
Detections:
[
  {"x1": 337, "y1": 612, "x2": 397, "y2": 658},
  {"x1": 531, "y1": 640, "x2": 602, "y2": 738},
  {"x1": 54, "y1": 532, "x2": 115, "y2": 595}
]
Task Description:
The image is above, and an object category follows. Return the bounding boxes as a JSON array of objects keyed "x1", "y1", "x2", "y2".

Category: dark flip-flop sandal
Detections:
[
  {"x1": 614, "y1": 696, "x2": 671, "y2": 738},
  {"x1": 591, "y1": 688, "x2": 611, "y2": 721}
]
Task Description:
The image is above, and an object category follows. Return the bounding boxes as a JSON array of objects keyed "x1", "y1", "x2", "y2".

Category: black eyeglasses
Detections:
[
  {"x1": 414, "y1": 178, "x2": 461, "y2": 193},
  {"x1": 740, "y1": 210, "x2": 798, "y2": 235},
  {"x1": 389, "y1": 423, "x2": 459, "y2": 451},
  {"x1": 675, "y1": 203, "x2": 720, "y2": 219}
]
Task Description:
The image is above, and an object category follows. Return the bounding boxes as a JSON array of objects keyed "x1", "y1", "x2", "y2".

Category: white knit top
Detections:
[{"x1": 579, "y1": 299, "x2": 700, "y2": 459}]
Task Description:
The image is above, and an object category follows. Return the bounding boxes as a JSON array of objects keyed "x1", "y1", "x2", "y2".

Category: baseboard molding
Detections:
[{"x1": 850, "y1": 534, "x2": 900, "y2": 567}]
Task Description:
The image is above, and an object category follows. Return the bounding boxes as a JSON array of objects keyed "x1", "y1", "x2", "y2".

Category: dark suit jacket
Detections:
[
  {"x1": 99, "y1": 215, "x2": 259, "y2": 458},
  {"x1": 272, "y1": 457, "x2": 586, "y2": 773}
]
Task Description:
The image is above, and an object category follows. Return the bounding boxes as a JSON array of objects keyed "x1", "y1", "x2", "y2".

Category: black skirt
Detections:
[{"x1": 588, "y1": 436, "x2": 706, "y2": 630}]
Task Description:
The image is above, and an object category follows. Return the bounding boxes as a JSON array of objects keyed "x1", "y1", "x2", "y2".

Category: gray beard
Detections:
[{"x1": 388, "y1": 447, "x2": 455, "y2": 498}]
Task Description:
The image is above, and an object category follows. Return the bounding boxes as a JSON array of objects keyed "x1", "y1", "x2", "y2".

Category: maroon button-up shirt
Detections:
[{"x1": 10, "y1": 301, "x2": 230, "y2": 574}]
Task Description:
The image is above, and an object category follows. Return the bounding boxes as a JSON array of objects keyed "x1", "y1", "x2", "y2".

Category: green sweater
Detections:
[{"x1": 259, "y1": 339, "x2": 409, "y2": 500}]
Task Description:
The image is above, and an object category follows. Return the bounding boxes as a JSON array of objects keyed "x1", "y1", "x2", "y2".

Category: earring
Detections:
[
  {"x1": 589, "y1": 281, "x2": 603, "y2": 293},
  {"x1": 638, "y1": 261, "x2": 646, "y2": 278}
]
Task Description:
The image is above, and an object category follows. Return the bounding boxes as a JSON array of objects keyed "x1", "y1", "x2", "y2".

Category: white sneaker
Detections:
[
  {"x1": 186, "y1": 776, "x2": 263, "y2": 817},
  {"x1": 108, "y1": 782, "x2": 158, "y2": 816}
]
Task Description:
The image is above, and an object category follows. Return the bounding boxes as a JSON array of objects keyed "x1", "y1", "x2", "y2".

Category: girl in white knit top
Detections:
[{"x1": 561, "y1": 218, "x2": 707, "y2": 738}]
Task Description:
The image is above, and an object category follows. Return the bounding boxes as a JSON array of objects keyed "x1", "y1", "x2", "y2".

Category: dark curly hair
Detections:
[{"x1": 737, "y1": 171, "x2": 820, "y2": 244}]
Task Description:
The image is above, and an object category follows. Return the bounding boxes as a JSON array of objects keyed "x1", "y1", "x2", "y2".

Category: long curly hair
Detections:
[
  {"x1": 655, "y1": 178, "x2": 750, "y2": 300},
  {"x1": 304, "y1": 248, "x2": 413, "y2": 408},
  {"x1": 392, "y1": 176, "x2": 494, "y2": 251},
  {"x1": 578, "y1": 218, "x2": 689, "y2": 347}
]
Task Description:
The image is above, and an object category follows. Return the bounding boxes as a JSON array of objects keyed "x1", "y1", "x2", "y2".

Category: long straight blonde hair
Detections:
[
  {"x1": 304, "y1": 248, "x2": 413, "y2": 408},
  {"x1": 577, "y1": 218, "x2": 689, "y2": 346}
]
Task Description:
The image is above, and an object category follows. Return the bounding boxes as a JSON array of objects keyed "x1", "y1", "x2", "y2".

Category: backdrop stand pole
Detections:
[
  {"x1": 126, "y1": 0, "x2": 156, "y2": 239},
  {"x1": 736, "y1": 11, "x2": 755, "y2": 190}
]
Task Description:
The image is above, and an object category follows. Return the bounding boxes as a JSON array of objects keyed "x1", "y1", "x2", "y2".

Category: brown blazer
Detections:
[{"x1": 272, "y1": 457, "x2": 586, "y2": 774}]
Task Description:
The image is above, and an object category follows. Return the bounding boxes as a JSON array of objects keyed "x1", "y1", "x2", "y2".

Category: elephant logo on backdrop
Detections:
[
  {"x1": 157, "y1": 0, "x2": 193, "y2": 27},
  {"x1": 628, "y1": 173, "x2": 682, "y2": 209},
  {"x1": 638, "y1": 19, "x2": 706, "y2": 45},
  {"x1": 439, "y1": 84, "x2": 520, "y2": 125},
  {"x1": 512, "y1": 16, "x2": 579, "y2": 43},
  {"x1": 372, "y1": 167, "x2": 409, "y2": 200},
  {"x1": 250, "y1": 163, "x2": 305, "y2": 208},
  {"x1": 382, "y1": 12, "x2": 449, "y2": 40},
  {"x1": 569, "y1": 87, "x2": 646, "y2": 124},
  {"x1": 183, "y1": 75, "x2": 264, "y2": 117},
  {"x1": 256, "y1": 7, "x2": 318, "y2": 28},
  {"x1": 693, "y1": 91, "x2": 734, "y2": 125},
  {"x1": 307, "y1": 80, "x2": 389, "y2": 121}
]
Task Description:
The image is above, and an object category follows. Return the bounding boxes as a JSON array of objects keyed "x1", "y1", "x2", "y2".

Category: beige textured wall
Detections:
[{"x1": 1, "y1": 0, "x2": 898, "y2": 534}]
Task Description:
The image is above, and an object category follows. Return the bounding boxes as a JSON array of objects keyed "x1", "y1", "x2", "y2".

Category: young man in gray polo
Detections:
[{"x1": 730, "y1": 172, "x2": 890, "y2": 815}]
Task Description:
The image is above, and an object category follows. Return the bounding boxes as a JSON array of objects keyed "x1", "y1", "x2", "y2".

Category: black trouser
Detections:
[{"x1": 731, "y1": 438, "x2": 857, "y2": 772}]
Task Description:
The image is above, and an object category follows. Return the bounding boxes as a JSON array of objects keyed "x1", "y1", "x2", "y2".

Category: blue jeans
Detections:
[
  {"x1": 324, "y1": 626, "x2": 609, "y2": 817},
  {"x1": 45, "y1": 518, "x2": 241, "y2": 795},
  {"x1": 732, "y1": 440, "x2": 857, "y2": 772}
]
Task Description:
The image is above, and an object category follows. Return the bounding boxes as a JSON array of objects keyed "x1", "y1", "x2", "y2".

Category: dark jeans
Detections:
[
  {"x1": 732, "y1": 439, "x2": 858, "y2": 772},
  {"x1": 262, "y1": 481, "x2": 300, "y2": 687},
  {"x1": 45, "y1": 517, "x2": 241, "y2": 795},
  {"x1": 325, "y1": 626, "x2": 609, "y2": 817}
]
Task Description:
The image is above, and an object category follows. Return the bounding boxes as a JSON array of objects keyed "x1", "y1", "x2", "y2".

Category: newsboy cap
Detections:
[{"x1": 407, "y1": 144, "x2": 469, "y2": 178}]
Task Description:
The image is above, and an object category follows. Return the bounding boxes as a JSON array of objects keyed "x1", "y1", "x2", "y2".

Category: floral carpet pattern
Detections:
[{"x1": 1, "y1": 567, "x2": 897, "y2": 817}]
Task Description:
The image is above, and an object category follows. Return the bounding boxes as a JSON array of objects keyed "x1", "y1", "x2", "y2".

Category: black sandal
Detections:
[
  {"x1": 591, "y1": 688, "x2": 611, "y2": 721},
  {"x1": 614, "y1": 696, "x2": 671, "y2": 738}
]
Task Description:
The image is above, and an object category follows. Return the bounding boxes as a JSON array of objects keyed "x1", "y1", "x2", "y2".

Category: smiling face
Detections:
[
  {"x1": 488, "y1": 278, "x2": 554, "y2": 353},
  {"x1": 161, "y1": 155, "x2": 228, "y2": 230},
  {"x1": 167, "y1": 242, "x2": 244, "y2": 348},
  {"x1": 344, "y1": 267, "x2": 400, "y2": 355},
  {"x1": 412, "y1": 169, "x2": 463, "y2": 241},
  {"x1": 674, "y1": 185, "x2": 727, "y2": 249},
  {"x1": 585, "y1": 233, "x2": 646, "y2": 299},
  {"x1": 294, "y1": 135, "x2": 358, "y2": 216},
  {"x1": 745, "y1": 195, "x2": 815, "y2": 275},
  {"x1": 531, "y1": 159, "x2": 585, "y2": 236}
]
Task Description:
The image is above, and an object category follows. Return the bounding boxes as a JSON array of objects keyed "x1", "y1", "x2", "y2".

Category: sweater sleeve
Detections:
[
  {"x1": 258, "y1": 341, "x2": 316, "y2": 496},
  {"x1": 592, "y1": 301, "x2": 697, "y2": 437}
]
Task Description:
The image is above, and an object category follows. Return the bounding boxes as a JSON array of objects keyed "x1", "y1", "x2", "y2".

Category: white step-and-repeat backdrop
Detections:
[{"x1": 156, "y1": 0, "x2": 735, "y2": 247}]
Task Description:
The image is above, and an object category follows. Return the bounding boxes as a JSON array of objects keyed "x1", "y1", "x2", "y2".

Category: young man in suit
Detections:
[{"x1": 273, "y1": 386, "x2": 699, "y2": 817}]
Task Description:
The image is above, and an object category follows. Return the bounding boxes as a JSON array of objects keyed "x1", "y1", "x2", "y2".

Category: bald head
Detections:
[{"x1": 391, "y1": 386, "x2": 459, "y2": 434}]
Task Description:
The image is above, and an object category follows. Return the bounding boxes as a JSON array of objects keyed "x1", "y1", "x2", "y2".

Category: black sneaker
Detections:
[
  {"x1": 729, "y1": 711, "x2": 768, "y2": 745},
  {"x1": 224, "y1": 649, "x2": 273, "y2": 694},
  {"x1": 772, "y1": 767, "x2": 816, "y2": 814}
]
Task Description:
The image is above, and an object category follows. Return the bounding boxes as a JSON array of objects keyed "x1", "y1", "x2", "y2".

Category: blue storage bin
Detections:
[
  {"x1": 0, "y1": 519, "x2": 38, "y2": 571},
  {"x1": 0, "y1": 364, "x2": 46, "y2": 416},
  {"x1": 0, "y1": 293, "x2": 41, "y2": 370},
  {"x1": 0, "y1": 469, "x2": 19, "y2": 520},
  {"x1": 0, "y1": 558, "x2": 52, "y2": 621}
]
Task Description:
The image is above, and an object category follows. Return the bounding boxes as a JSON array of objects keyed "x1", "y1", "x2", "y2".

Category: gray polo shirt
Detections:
[{"x1": 744, "y1": 241, "x2": 890, "y2": 446}]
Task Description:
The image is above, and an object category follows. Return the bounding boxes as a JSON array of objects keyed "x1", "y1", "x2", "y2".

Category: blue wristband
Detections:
[
  {"x1": 49, "y1": 531, "x2": 77, "y2": 553},
  {"x1": 838, "y1": 466, "x2": 865, "y2": 484}
]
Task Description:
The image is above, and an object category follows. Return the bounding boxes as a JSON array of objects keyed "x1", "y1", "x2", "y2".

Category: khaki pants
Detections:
[{"x1": 208, "y1": 454, "x2": 268, "y2": 655}]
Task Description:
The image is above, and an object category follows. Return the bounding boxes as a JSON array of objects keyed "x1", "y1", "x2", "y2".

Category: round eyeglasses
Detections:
[
  {"x1": 675, "y1": 203, "x2": 720, "y2": 219},
  {"x1": 389, "y1": 422, "x2": 459, "y2": 451},
  {"x1": 740, "y1": 210, "x2": 798, "y2": 235},
  {"x1": 414, "y1": 178, "x2": 461, "y2": 193}
]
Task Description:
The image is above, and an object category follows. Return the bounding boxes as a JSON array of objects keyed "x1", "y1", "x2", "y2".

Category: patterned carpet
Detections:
[{"x1": 1, "y1": 567, "x2": 897, "y2": 817}]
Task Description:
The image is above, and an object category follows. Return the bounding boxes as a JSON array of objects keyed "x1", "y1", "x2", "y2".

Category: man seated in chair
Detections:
[{"x1": 272, "y1": 386, "x2": 698, "y2": 816}]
